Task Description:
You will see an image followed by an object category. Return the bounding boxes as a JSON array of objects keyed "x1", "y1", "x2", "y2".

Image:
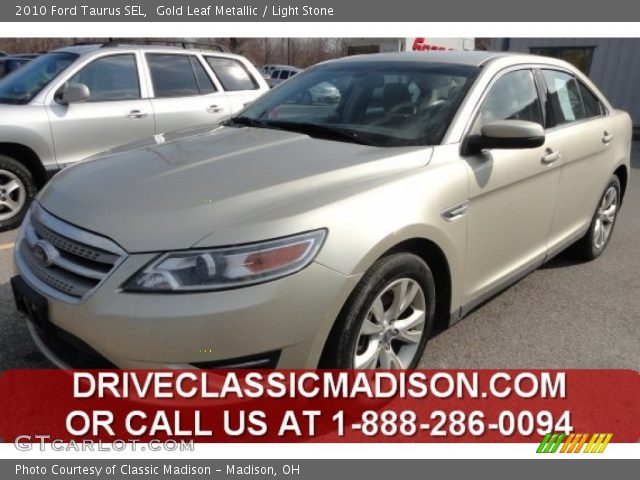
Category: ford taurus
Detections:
[{"x1": 12, "y1": 51, "x2": 631, "y2": 369}]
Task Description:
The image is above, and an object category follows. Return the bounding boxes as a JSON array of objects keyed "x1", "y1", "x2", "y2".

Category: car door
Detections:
[
  {"x1": 46, "y1": 52, "x2": 155, "y2": 166},
  {"x1": 203, "y1": 55, "x2": 265, "y2": 113},
  {"x1": 144, "y1": 53, "x2": 231, "y2": 134},
  {"x1": 462, "y1": 68, "x2": 561, "y2": 307},
  {"x1": 538, "y1": 69, "x2": 616, "y2": 254}
]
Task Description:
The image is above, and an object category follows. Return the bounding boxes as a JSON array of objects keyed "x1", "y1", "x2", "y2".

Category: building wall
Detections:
[
  {"x1": 493, "y1": 38, "x2": 640, "y2": 126},
  {"x1": 345, "y1": 38, "x2": 403, "y2": 55}
]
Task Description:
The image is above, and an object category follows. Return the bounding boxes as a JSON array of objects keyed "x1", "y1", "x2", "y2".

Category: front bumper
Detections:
[{"x1": 15, "y1": 247, "x2": 360, "y2": 369}]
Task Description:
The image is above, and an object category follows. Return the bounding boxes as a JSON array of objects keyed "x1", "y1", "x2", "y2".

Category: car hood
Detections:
[{"x1": 38, "y1": 126, "x2": 431, "y2": 252}]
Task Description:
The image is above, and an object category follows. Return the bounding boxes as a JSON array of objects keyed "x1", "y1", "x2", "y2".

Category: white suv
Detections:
[{"x1": 0, "y1": 43, "x2": 268, "y2": 230}]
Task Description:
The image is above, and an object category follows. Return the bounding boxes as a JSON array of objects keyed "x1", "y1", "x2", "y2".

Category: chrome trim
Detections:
[
  {"x1": 14, "y1": 249, "x2": 80, "y2": 304},
  {"x1": 32, "y1": 203, "x2": 126, "y2": 256},
  {"x1": 441, "y1": 201, "x2": 469, "y2": 222},
  {"x1": 15, "y1": 202, "x2": 128, "y2": 303},
  {"x1": 25, "y1": 225, "x2": 106, "y2": 280}
]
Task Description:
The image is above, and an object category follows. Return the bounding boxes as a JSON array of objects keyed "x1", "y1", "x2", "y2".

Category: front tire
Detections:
[
  {"x1": 572, "y1": 175, "x2": 621, "y2": 261},
  {"x1": 0, "y1": 155, "x2": 36, "y2": 232},
  {"x1": 320, "y1": 253, "x2": 436, "y2": 369}
]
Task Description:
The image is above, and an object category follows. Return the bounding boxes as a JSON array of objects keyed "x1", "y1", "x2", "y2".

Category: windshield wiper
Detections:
[
  {"x1": 225, "y1": 116, "x2": 272, "y2": 128},
  {"x1": 266, "y1": 121, "x2": 373, "y2": 146},
  {"x1": 226, "y1": 117, "x2": 372, "y2": 145}
]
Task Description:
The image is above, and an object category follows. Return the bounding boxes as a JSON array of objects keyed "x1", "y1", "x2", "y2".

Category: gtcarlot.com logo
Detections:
[{"x1": 536, "y1": 433, "x2": 613, "y2": 453}]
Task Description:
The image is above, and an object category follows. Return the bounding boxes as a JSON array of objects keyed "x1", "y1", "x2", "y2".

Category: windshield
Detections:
[
  {"x1": 0, "y1": 51, "x2": 78, "y2": 105},
  {"x1": 237, "y1": 61, "x2": 479, "y2": 147}
]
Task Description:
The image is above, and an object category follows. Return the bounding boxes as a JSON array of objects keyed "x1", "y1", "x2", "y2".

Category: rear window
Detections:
[
  {"x1": 205, "y1": 56, "x2": 259, "y2": 91},
  {"x1": 542, "y1": 70, "x2": 586, "y2": 126}
]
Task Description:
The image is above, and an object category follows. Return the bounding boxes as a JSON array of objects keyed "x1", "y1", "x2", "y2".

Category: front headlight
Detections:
[{"x1": 123, "y1": 229, "x2": 327, "y2": 293}]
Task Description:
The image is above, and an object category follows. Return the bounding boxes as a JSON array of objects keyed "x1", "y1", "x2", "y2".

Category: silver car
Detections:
[
  {"x1": 0, "y1": 43, "x2": 269, "y2": 231},
  {"x1": 12, "y1": 51, "x2": 631, "y2": 369}
]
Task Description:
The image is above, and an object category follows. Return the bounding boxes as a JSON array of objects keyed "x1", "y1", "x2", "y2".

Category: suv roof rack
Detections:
[{"x1": 73, "y1": 39, "x2": 228, "y2": 52}]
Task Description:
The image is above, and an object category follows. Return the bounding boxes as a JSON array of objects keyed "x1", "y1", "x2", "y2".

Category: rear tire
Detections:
[
  {"x1": 0, "y1": 155, "x2": 36, "y2": 232},
  {"x1": 320, "y1": 253, "x2": 436, "y2": 369},
  {"x1": 572, "y1": 175, "x2": 621, "y2": 261}
]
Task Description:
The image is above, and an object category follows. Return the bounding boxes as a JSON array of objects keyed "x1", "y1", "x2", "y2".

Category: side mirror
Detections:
[
  {"x1": 464, "y1": 120, "x2": 545, "y2": 155},
  {"x1": 57, "y1": 83, "x2": 90, "y2": 105}
]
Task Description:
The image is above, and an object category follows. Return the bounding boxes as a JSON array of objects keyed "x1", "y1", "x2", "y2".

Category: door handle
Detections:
[
  {"x1": 207, "y1": 105, "x2": 223, "y2": 113},
  {"x1": 541, "y1": 148, "x2": 560, "y2": 165},
  {"x1": 126, "y1": 109, "x2": 146, "y2": 119},
  {"x1": 602, "y1": 131, "x2": 614, "y2": 144}
]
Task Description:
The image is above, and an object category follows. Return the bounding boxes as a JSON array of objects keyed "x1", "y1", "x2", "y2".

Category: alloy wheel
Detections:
[
  {"x1": 593, "y1": 185, "x2": 618, "y2": 250},
  {"x1": 353, "y1": 278, "x2": 427, "y2": 369},
  {"x1": 0, "y1": 169, "x2": 26, "y2": 222}
]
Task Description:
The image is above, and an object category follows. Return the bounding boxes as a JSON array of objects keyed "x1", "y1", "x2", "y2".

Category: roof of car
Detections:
[
  {"x1": 329, "y1": 50, "x2": 512, "y2": 67},
  {"x1": 52, "y1": 44, "x2": 242, "y2": 58}
]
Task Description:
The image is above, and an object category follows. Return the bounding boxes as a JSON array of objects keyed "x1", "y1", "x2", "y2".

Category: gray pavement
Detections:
[{"x1": 1, "y1": 145, "x2": 639, "y2": 370}]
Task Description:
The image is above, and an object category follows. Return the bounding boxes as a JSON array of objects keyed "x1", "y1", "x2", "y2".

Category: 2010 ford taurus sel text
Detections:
[{"x1": 11, "y1": 51, "x2": 631, "y2": 369}]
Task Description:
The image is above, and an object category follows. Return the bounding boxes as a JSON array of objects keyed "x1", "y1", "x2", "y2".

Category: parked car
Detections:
[
  {"x1": 0, "y1": 43, "x2": 268, "y2": 230},
  {"x1": 12, "y1": 51, "x2": 631, "y2": 370},
  {"x1": 0, "y1": 54, "x2": 39, "y2": 79},
  {"x1": 261, "y1": 63, "x2": 296, "y2": 81},
  {"x1": 305, "y1": 81, "x2": 342, "y2": 104},
  {"x1": 268, "y1": 67, "x2": 302, "y2": 88}
]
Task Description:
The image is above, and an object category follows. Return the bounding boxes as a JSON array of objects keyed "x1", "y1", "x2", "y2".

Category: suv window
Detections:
[
  {"x1": 0, "y1": 52, "x2": 78, "y2": 105},
  {"x1": 68, "y1": 54, "x2": 140, "y2": 102},
  {"x1": 189, "y1": 57, "x2": 216, "y2": 94},
  {"x1": 542, "y1": 70, "x2": 586, "y2": 125},
  {"x1": 147, "y1": 54, "x2": 214, "y2": 98},
  {"x1": 474, "y1": 70, "x2": 542, "y2": 132},
  {"x1": 205, "y1": 57, "x2": 258, "y2": 91},
  {"x1": 578, "y1": 81, "x2": 604, "y2": 118}
]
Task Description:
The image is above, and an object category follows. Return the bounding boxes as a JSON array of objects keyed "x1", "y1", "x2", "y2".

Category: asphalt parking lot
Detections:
[{"x1": 1, "y1": 145, "x2": 639, "y2": 370}]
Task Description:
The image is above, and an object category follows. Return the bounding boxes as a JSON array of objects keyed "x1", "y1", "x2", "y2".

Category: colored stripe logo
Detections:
[{"x1": 537, "y1": 433, "x2": 613, "y2": 453}]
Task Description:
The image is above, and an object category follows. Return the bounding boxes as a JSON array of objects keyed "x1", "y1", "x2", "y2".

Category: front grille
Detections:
[{"x1": 17, "y1": 204, "x2": 125, "y2": 301}]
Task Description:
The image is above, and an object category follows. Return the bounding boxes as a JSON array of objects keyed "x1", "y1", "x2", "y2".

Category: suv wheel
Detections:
[
  {"x1": 572, "y1": 175, "x2": 621, "y2": 261},
  {"x1": 0, "y1": 155, "x2": 36, "y2": 232},
  {"x1": 321, "y1": 253, "x2": 436, "y2": 369}
]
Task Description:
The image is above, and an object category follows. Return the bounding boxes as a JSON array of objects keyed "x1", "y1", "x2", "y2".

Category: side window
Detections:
[
  {"x1": 542, "y1": 70, "x2": 586, "y2": 125},
  {"x1": 68, "y1": 54, "x2": 140, "y2": 102},
  {"x1": 280, "y1": 71, "x2": 290, "y2": 80},
  {"x1": 474, "y1": 70, "x2": 542, "y2": 132},
  {"x1": 205, "y1": 57, "x2": 259, "y2": 91},
  {"x1": 578, "y1": 81, "x2": 604, "y2": 118},
  {"x1": 190, "y1": 57, "x2": 216, "y2": 94},
  {"x1": 147, "y1": 54, "x2": 213, "y2": 98}
]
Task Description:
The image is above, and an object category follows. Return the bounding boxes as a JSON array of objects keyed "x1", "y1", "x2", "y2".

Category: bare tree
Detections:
[{"x1": 0, "y1": 37, "x2": 349, "y2": 68}]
